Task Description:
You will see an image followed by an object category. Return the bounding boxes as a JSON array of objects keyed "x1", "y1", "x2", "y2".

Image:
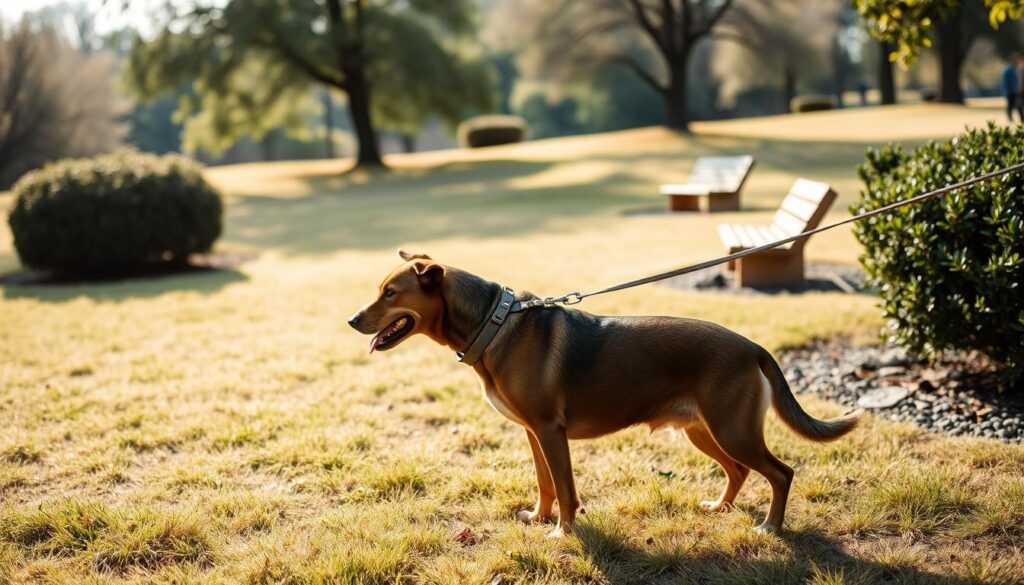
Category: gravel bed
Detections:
[
  {"x1": 660, "y1": 262, "x2": 870, "y2": 296},
  {"x1": 779, "y1": 339, "x2": 1023, "y2": 443}
]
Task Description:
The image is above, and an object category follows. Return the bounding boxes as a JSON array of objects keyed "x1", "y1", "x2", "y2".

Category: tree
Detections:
[
  {"x1": 858, "y1": 0, "x2": 1022, "y2": 103},
  {"x1": 713, "y1": 0, "x2": 832, "y2": 111},
  {"x1": 876, "y1": 39, "x2": 896, "y2": 104},
  {"x1": 855, "y1": 0, "x2": 1024, "y2": 65},
  {"x1": 127, "y1": 0, "x2": 491, "y2": 168},
  {"x1": 0, "y1": 21, "x2": 128, "y2": 187},
  {"x1": 521, "y1": 0, "x2": 736, "y2": 131}
]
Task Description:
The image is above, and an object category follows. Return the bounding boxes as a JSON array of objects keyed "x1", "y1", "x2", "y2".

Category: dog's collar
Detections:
[{"x1": 457, "y1": 286, "x2": 519, "y2": 366}]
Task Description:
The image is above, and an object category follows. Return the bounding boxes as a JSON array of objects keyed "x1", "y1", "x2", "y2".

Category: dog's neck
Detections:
[{"x1": 437, "y1": 268, "x2": 502, "y2": 353}]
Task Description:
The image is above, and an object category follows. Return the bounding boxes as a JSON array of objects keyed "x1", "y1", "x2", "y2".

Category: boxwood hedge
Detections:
[
  {"x1": 457, "y1": 115, "x2": 526, "y2": 149},
  {"x1": 854, "y1": 124, "x2": 1024, "y2": 387},
  {"x1": 8, "y1": 150, "x2": 223, "y2": 277}
]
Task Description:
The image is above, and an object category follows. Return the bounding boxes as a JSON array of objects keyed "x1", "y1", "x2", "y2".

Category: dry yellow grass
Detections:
[{"x1": 2, "y1": 104, "x2": 1022, "y2": 584}]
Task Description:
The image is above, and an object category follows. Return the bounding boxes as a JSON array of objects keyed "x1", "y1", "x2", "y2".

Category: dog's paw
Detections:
[
  {"x1": 753, "y1": 522, "x2": 780, "y2": 535},
  {"x1": 699, "y1": 500, "x2": 729, "y2": 512},
  {"x1": 545, "y1": 526, "x2": 570, "y2": 539},
  {"x1": 516, "y1": 509, "x2": 547, "y2": 524}
]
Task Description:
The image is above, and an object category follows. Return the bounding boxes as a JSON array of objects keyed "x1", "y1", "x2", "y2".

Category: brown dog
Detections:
[{"x1": 349, "y1": 251, "x2": 860, "y2": 537}]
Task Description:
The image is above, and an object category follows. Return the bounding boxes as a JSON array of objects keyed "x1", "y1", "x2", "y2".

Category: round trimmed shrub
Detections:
[
  {"x1": 457, "y1": 115, "x2": 526, "y2": 148},
  {"x1": 8, "y1": 150, "x2": 223, "y2": 276},
  {"x1": 789, "y1": 95, "x2": 837, "y2": 113},
  {"x1": 853, "y1": 124, "x2": 1024, "y2": 387}
]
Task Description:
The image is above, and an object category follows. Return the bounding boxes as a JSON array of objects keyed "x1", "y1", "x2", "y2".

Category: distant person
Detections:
[
  {"x1": 1017, "y1": 54, "x2": 1024, "y2": 122},
  {"x1": 1003, "y1": 54, "x2": 1022, "y2": 122},
  {"x1": 857, "y1": 80, "x2": 869, "y2": 106}
]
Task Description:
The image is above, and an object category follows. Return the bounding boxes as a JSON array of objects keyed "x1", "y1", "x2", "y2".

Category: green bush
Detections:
[
  {"x1": 854, "y1": 124, "x2": 1024, "y2": 387},
  {"x1": 789, "y1": 95, "x2": 837, "y2": 113},
  {"x1": 8, "y1": 150, "x2": 223, "y2": 276},
  {"x1": 457, "y1": 115, "x2": 526, "y2": 148}
]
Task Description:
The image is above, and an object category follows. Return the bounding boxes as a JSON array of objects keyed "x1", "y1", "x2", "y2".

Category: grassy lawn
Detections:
[{"x1": 2, "y1": 104, "x2": 1023, "y2": 584}]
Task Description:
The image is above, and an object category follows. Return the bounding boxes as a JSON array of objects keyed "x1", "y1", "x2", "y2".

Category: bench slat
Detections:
[
  {"x1": 718, "y1": 224, "x2": 741, "y2": 249},
  {"x1": 772, "y1": 208, "x2": 808, "y2": 236},
  {"x1": 780, "y1": 194, "x2": 819, "y2": 222},
  {"x1": 687, "y1": 156, "x2": 755, "y2": 193},
  {"x1": 788, "y1": 178, "x2": 832, "y2": 204}
]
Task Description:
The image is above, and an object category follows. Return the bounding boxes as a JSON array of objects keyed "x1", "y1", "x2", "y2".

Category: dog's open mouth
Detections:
[{"x1": 369, "y1": 316, "x2": 415, "y2": 352}]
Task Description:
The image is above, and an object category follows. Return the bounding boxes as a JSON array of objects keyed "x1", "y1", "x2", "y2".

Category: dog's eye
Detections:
[{"x1": 383, "y1": 289, "x2": 396, "y2": 299}]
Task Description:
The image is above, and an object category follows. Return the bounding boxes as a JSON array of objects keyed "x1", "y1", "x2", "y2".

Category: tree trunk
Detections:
[
  {"x1": 322, "y1": 88, "x2": 336, "y2": 159},
  {"x1": 664, "y1": 55, "x2": 690, "y2": 131},
  {"x1": 345, "y1": 71, "x2": 384, "y2": 167},
  {"x1": 400, "y1": 134, "x2": 415, "y2": 153},
  {"x1": 936, "y1": 11, "x2": 965, "y2": 104},
  {"x1": 832, "y1": 37, "x2": 848, "y2": 108},
  {"x1": 878, "y1": 40, "x2": 896, "y2": 105},
  {"x1": 783, "y1": 65, "x2": 797, "y2": 113},
  {"x1": 260, "y1": 132, "x2": 275, "y2": 161}
]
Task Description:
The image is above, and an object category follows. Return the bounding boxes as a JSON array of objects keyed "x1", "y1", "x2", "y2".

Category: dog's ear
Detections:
[
  {"x1": 398, "y1": 249, "x2": 432, "y2": 262},
  {"x1": 411, "y1": 261, "x2": 443, "y2": 288}
]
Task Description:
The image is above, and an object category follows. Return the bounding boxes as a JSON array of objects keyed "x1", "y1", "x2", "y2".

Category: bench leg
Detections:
[
  {"x1": 734, "y1": 252, "x2": 805, "y2": 288},
  {"x1": 706, "y1": 192, "x2": 740, "y2": 212},
  {"x1": 668, "y1": 195, "x2": 701, "y2": 212},
  {"x1": 723, "y1": 246, "x2": 742, "y2": 273}
]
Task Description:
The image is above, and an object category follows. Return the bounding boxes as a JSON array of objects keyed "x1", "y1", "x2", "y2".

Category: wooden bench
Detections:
[
  {"x1": 660, "y1": 156, "x2": 755, "y2": 212},
  {"x1": 717, "y1": 179, "x2": 837, "y2": 288}
]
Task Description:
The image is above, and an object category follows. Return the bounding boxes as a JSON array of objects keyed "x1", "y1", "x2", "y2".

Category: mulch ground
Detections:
[{"x1": 779, "y1": 337, "x2": 1023, "y2": 442}]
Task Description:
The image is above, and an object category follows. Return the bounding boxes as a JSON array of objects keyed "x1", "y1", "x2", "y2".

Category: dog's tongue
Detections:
[{"x1": 369, "y1": 332, "x2": 384, "y2": 353}]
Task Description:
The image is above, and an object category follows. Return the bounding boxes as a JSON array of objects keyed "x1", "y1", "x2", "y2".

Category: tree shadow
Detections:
[
  {"x1": 220, "y1": 134, "x2": 883, "y2": 258},
  {"x1": 0, "y1": 264, "x2": 248, "y2": 303},
  {"x1": 225, "y1": 161, "x2": 647, "y2": 256},
  {"x1": 573, "y1": 521, "x2": 975, "y2": 585}
]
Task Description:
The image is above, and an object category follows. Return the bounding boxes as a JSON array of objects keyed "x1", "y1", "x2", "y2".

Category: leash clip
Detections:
[{"x1": 561, "y1": 292, "x2": 583, "y2": 305}]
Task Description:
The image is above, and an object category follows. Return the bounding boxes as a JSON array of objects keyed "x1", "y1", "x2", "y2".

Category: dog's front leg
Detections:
[
  {"x1": 517, "y1": 429, "x2": 555, "y2": 524},
  {"x1": 532, "y1": 422, "x2": 579, "y2": 538}
]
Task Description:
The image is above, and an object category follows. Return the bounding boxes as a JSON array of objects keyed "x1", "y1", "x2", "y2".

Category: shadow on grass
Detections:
[
  {"x1": 573, "y1": 521, "x2": 971, "y2": 585},
  {"x1": 0, "y1": 265, "x2": 247, "y2": 303},
  {"x1": 226, "y1": 165, "x2": 647, "y2": 255},
  {"x1": 220, "y1": 135, "x2": 898, "y2": 257}
]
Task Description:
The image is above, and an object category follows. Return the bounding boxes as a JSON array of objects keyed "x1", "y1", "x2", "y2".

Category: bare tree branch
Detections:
[
  {"x1": 626, "y1": 0, "x2": 667, "y2": 52},
  {"x1": 271, "y1": 36, "x2": 347, "y2": 89},
  {"x1": 690, "y1": 0, "x2": 734, "y2": 39},
  {"x1": 608, "y1": 54, "x2": 667, "y2": 93}
]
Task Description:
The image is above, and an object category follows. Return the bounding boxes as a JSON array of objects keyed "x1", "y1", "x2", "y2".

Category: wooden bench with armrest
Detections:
[
  {"x1": 660, "y1": 156, "x2": 755, "y2": 212},
  {"x1": 717, "y1": 178, "x2": 837, "y2": 288}
]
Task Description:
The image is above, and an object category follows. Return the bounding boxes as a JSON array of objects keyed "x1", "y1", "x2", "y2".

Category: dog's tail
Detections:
[{"x1": 758, "y1": 350, "x2": 861, "y2": 442}]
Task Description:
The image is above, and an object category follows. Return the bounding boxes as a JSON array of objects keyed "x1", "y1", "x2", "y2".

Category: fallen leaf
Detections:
[{"x1": 454, "y1": 527, "x2": 477, "y2": 546}]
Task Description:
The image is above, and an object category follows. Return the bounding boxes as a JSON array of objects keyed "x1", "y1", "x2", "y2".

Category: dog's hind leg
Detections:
[
  {"x1": 701, "y1": 373, "x2": 794, "y2": 533},
  {"x1": 683, "y1": 423, "x2": 750, "y2": 511},
  {"x1": 516, "y1": 429, "x2": 555, "y2": 524}
]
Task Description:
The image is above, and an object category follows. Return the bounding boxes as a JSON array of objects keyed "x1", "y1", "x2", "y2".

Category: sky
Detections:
[{"x1": 0, "y1": 0, "x2": 153, "y2": 34}]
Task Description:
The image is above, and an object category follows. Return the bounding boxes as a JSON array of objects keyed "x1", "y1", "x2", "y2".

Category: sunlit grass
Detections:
[{"x1": 2, "y1": 105, "x2": 1022, "y2": 582}]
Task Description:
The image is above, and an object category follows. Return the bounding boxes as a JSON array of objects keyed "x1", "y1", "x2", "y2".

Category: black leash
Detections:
[{"x1": 509, "y1": 160, "x2": 1024, "y2": 312}]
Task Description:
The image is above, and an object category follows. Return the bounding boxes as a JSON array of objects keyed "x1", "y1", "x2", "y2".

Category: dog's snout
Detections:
[{"x1": 347, "y1": 313, "x2": 363, "y2": 329}]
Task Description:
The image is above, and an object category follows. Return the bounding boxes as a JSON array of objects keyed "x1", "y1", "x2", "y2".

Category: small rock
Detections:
[
  {"x1": 878, "y1": 348, "x2": 910, "y2": 368},
  {"x1": 876, "y1": 366, "x2": 907, "y2": 378},
  {"x1": 857, "y1": 386, "x2": 910, "y2": 409}
]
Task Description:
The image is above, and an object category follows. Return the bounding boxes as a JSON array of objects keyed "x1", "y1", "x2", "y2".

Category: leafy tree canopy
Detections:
[
  {"x1": 855, "y1": 0, "x2": 1024, "y2": 65},
  {"x1": 126, "y1": 0, "x2": 492, "y2": 166}
]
